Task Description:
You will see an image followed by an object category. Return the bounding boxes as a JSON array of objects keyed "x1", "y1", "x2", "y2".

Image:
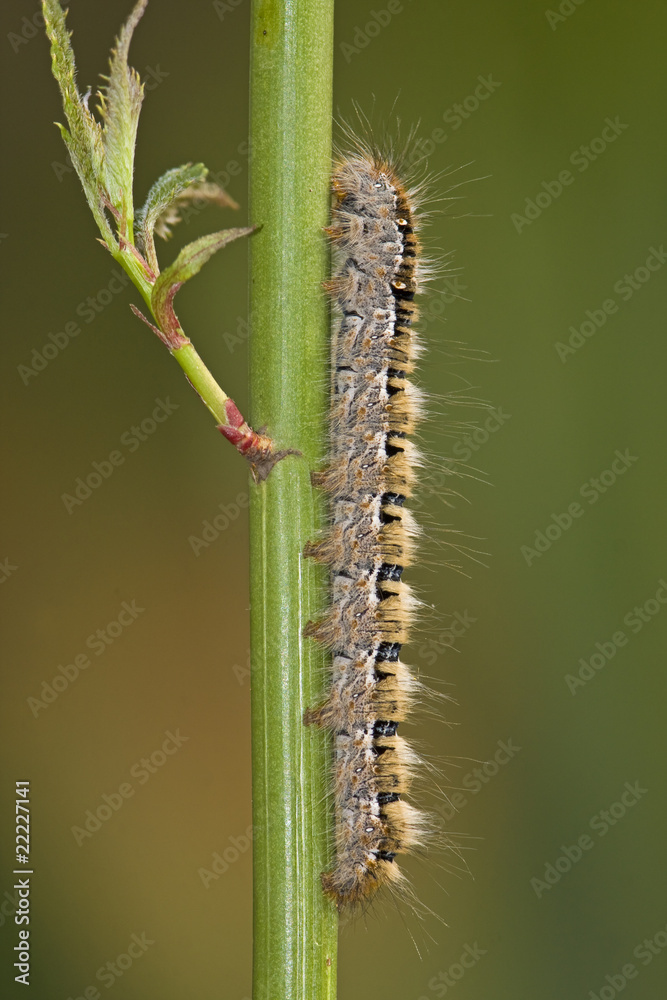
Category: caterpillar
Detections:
[{"x1": 305, "y1": 140, "x2": 433, "y2": 909}]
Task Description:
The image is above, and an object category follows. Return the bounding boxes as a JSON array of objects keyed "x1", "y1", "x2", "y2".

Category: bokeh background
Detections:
[{"x1": 2, "y1": 1, "x2": 666, "y2": 998}]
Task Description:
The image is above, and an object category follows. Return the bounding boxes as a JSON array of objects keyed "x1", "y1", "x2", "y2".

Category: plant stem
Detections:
[
  {"x1": 248, "y1": 1, "x2": 337, "y2": 998},
  {"x1": 172, "y1": 343, "x2": 230, "y2": 423},
  {"x1": 115, "y1": 249, "x2": 241, "y2": 433}
]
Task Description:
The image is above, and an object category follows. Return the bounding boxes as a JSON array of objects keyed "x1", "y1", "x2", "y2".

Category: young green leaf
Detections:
[
  {"x1": 97, "y1": 0, "x2": 148, "y2": 235},
  {"x1": 151, "y1": 228, "x2": 255, "y2": 346},
  {"x1": 42, "y1": 0, "x2": 111, "y2": 245},
  {"x1": 153, "y1": 181, "x2": 239, "y2": 240},
  {"x1": 136, "y1": 164, "x2": 240, "y2": 273},
  {"x1": 136, "y1": 163, "x2": 209, "y2": 274}
]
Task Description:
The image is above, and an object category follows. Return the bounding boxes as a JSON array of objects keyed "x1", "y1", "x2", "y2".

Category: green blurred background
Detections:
[{"x1": 1, "y1": 1, "x2": 666, "y2": 997}]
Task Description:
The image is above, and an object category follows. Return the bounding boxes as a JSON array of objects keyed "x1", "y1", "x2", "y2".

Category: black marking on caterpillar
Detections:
[{"x1": 304, "y1": 142, "x2": 433, "y2": 909}]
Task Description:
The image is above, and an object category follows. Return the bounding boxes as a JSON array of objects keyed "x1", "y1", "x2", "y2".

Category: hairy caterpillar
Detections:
[{"x1": 305, "y1": 140, "x2": 433, "y2": 908}]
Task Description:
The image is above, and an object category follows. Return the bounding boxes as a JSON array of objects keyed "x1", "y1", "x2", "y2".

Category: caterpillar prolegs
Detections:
[{"x1": 305, "y1": 145, "x2": 433, "y2": 908}]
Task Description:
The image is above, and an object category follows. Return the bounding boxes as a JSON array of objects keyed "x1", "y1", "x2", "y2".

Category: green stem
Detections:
[
  {"x1": 172, "y1": 343, "x2": 230, "y2": 423},
  {"x1": 112, "y1": 247, "x2": 153, "y2": 310},
  {"x1": 112, "y1": 247, "x2": 233, "y2": 426},
  {"x1": 248, "y1": 1, "x2": 337, "y2": 999}
]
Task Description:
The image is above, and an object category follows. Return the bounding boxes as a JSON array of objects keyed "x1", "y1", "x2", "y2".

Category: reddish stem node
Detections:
[{"x1": 218, "y1": 399, "x2": 300, "y2": 483}]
